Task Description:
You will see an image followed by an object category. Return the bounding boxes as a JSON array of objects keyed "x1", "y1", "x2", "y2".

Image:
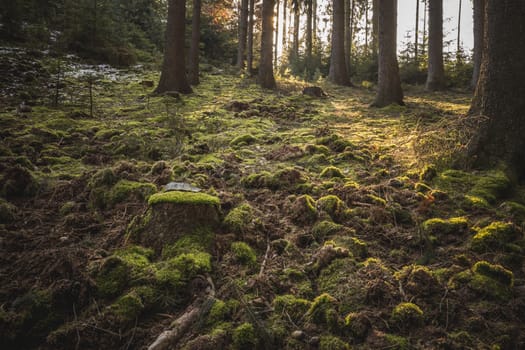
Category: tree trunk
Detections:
[
  {"x1": 471, "y1": 0, "x2": 484, "y2": 90},
  {"x1": 187, "y1": 0, "x2": 201, "y2": 85},
  {"x1": 422, "y1": 0, "x2": 427, "y2": 56},
  {"x1": 425, "y1": 0, "x2": 445, "y2": 91},
  {"x1": 371, "y1": 0, "x2": 378, "y2": 57},
  {"x1": 237, "y1": 0, "x2": 249, "y2": 70},
  {"x1": 415, "y1": 0, "x2": 419, "y2": 63},
  {"x1": 274, "y1": 0, "x2": 280, "y2": 67},
  {"x1": 313, "y1": 0, "x2": 317, "y2": 44},
  {"x1": 282, "y1": 0, "x2": 287, "y2": 51},
  {"x1": 456, "y1": 0, "x2": 462, "y2": 61},
  {"x1": 364, "y1": 0, "x2": 369, "y2": 54},
  {"x1": 345, "y1": 0, "x2": 355, "y2": 81},
  {"x1": 247, "y1": 0, "x2": 255, "y2": 75},
  {"x1": 371, "y1": 0, "x2": 403, "y2": 107},
  {"x1": 306, "y1": 0, "x2": 313, "y2": 60},
  {"x1": 293, "y1": 3, "x2": 300, "y2": 59},
  {"x1": 328, "y1": 0, "x2": 351, "y2": 86},
  {"x1": 467, "y1": 0, "x2": 525, "y2": 180},
  {"x1": 258, "y1": 0, "x2": 276, "y2": 89},
  {"x1": 155, "y1": 0, "x2": 192, "y2": 94}
]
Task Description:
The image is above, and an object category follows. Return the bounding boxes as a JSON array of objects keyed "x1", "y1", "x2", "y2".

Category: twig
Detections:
[{"x1": 258, "y1": 238, "x2": 271, "y2": 277}]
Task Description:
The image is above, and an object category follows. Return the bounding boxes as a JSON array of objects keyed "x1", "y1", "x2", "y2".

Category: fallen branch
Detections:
[{"x1": 147, "y1": 276, "x2": 215, "y2": 350}]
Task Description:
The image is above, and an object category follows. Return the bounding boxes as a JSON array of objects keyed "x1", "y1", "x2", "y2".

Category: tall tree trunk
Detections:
[
  {"x1": 422, "y1": 0, "x2": 427, "y2": 56},
  {"x1": 306, "y1": 0, "x2": 313, "y2": 60},
  {"x1": 425, "y1": 0, "x2": 445, "y2": 91},
  {"x1": 371, "y1": 0, "x2": 378, "y2": 57},
  {"x1": 313, "y1": 0, "x2": 317, "y2": 44},
  {"x1": 188, "y1": 0, "x2": 201, "y2": 85},
  {"x1": 371, "y1": 0, "x2": 403, "y2": 107},
  {"x1": 274, "y1": 0, "x2": 280, "y2": 67},
  {"x1": 293, "y1": 3, "x2": 300, "y2": 60},
  {"x1": 471, "y1": 0, "x2": 484, "y2": 89},
  {"x1": 247, "y1": 0, "x2": 255, "y2": 75},
  {"x1": 456, "y1": 0, "x2": 462, "y2": 61},
  {"x1": 282, "y1": 0, "x2": 287, "y2": 51},
  {"x1": 345, "y1": 0, "x2": 355, "y2": 81},
  {"x1": 328, "y1": 0, "x2": 351, "y2": 85},
  {"x1": 259, "y1": 0, "x2": 276, "y2": 88},
  {"x1": 237, "y1": 0, "x2": 249, "y2": 70},
  {"x1": 415, "y1": 0, "x2": 419, "y2": 63},
  {"x1": 155, "y1": 0, "x2": 191, "y2": 94},
  {"x1": 364, "y1": 0, "x2": 369, "y2": 54},
  {"x1": 467, "y1": 0, "x2": 525, "y2": 180}
]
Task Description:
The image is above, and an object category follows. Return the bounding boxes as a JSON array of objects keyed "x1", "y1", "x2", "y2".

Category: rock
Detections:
[
  {"x1": 308, "y1": 336, "x2": 320, "y2": 345},
  {"x1": 291, "y1": 330, "x2": 305, "y2": 340},
  {"x1": 164, "y1": 182, "x2": 202, "y2": 193},
  {"x1": 302, "y1": 86, "x2": 327, "y2": 98},
  {"x1": 16, "y1": 101, "x2": 32, "y2": 114}
]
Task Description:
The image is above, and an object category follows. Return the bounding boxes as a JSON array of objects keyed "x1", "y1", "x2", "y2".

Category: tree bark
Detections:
[
  {"x1": 187, "y1": 0, "x2": 201, "y2": 85},
  {"x1": 282, "y1": 0, "x2": 287, "y2": 51},
  {"x1": 237, "y1": 0, "x2": 249, "y2": 70},
  {"x1": 328, "y1": 0, "x2": 350, "y2": 86},
  {"x1": 274, "y1": 0, "x2": 280, "y2": 67},
  {"x1": 293, "y1": 2, "x2": 300, "y2": 60},
  {"x1": 422, "y1": 0, "x2": 427, "y2": 56},
  {"x1": 306, "y1": 0, "x2": 313, "y2": 60},
  {"x1": 471, "y1": 0, "x2": 484, "y2": 90},
  {"x1": 155, "y1": 0, "x2": 192, "y2": 94},
  {"x1": 371, "y1": 0, "x2": 403, "y2": 107},
  {"x1": 258, "y1": 0, "x2": 276, "y2": 89},
  {"x1": 425, "y1": 0, "x2": 445, "y2": 91},
  {"x1": 456, "y1": 0, "x2": 462, "y2": 61},
  {"x1": 467, "y1": 0, "x2": 525, "y2": 180},
  {"x1": 345, "y1": 0, "x2": 355, "y2": 81}
]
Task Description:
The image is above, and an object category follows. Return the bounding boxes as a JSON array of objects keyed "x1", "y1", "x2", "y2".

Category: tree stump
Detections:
[{"x1": 138, "y1": 191, "x2": 220, "y2": 253}]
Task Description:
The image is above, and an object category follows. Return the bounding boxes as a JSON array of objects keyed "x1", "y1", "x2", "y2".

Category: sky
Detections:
[{"x1": 398, "y1": 0, "x2": 474, "y2": 54}]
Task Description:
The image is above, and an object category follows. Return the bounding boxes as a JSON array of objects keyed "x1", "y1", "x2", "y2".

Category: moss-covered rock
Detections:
[
  {"x1": 422, "y1": 217, "x2": 468, "y2": 235},
  {"x1": 148, "y1": 191, "x2": 220, "y2": 206},
  {"x1": 306, "y1": 293, "x2": 338, "y2": 325},
  {"x1": 223, "y1": 203, "x2": 254, "y2": 234},
  {"x1": 471, "y1": 221, "x2": 521, "y2": 252},
  {"x1": 289, "y1": 195, "x2": 318, "y2": 224},
  {"x1": 109, "y1": 180, "x2": 156, "y2": 206},
  {"x1": 109, "y1": 291, "x2": 144, "y2": 323},
  {"x1": 231, "y1": 241, "x2": 256, "y2": 266},
  {"x1": 320, "y1": 166, "x2": 345, "y2": 179},
  {"x1": 469, "y1": 171, "x2": 511, "y2": 204},
  {"x1": 390, "y1": 302, "x2": 424, "y2": 332},
  {"x1": 312, "y1": 221, "x2": 344, "y2": 241},
  {"x1": 230, "y1": 134, "x2": 257, "y2": 147},
  {"x1": 316, "y1": 134, "x2": 354, "y2": 152},
  {"x1": 394, "y1": 265, "x2": 439, "y2": 297}
]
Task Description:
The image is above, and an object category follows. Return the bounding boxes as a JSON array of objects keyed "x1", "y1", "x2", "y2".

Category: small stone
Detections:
[
  {"x1": 164, "y1": 182, "x2": 201, "y2": 192},
  {"x1": 291, "y1": 330, "x2": 305, "y2": 340},
  {"x1": 308, "y1": 336, "x2": 320, "y2": 345}
]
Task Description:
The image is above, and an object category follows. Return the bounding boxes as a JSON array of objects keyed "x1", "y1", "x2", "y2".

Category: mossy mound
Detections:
[
  {"x1": 422, "y1": 217, "x2": 468, "y2": 243},
  {"x1": 319, "y1": 335, "x2": 351, "y2": 350},
  {"x1": 272, "y1": 294, "x2": 311, "y2": 324},
  {"x1": 317, "y1": 195, "x2": 346, "y2": 222},
  {"x1": 0, "y1": 198, "x2": 17, "y2": 224},
  {"x1": 232, "y1": 322, "x2": 257, "y2": 350},
  {"x1": 394, "y1": 265, "x2": 439, "y2": 297},
  {"x1": 242, "y1": 168, "x2": 308, "y2": 191},
  {"x1": 109, "y1": 180, "x2": 156, "y2": 206},
  {"x1": 231, "y1": 241, "x2": 256, "y2": 266},
  {"x1": 312, "y1": 221, "x2": 344, "y2": 242},
  {"x1": 289, "y1": 195, "x2": 318, "y2": 224},
  {"x1": 306, "y1": 293, "x2": 338, "y2": 326},
  {"x1": 450, "y1": 261, "x2": 514, "y2": 301},
  {"x1": 469, "y1": 171, "x2": 511, "y2": 204},
  {"x1": 390, "y1": 302, "x2": 424, "y2": 332},
  {"x1": 223, "y1": 203, "x2": 254, "y2": 234},
  {"x1": 1, "y1": 164, "x2": 39, "y2": 198},
  {"x1": 320, "y1": 166, "x2": 345, "y2": 179},
  {"x1": 139, "y1": 191, "x2": 220, "y2": 252},
  {"x1": 316, "y1": 134, "x2": 354, "y2": 152},
  {"x1": 471, "y1": 221, "x2": 521, "y2": 252}
]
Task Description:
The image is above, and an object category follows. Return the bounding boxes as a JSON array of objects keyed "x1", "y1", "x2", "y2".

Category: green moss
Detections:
[
  {"x1": 272, "y1": 294, "x2": 311, "y2": 323},
  {"x1": 290, "y1": 195, "x2": 318, "y2": 224},
  {"x1": 109, "y1": 291, "x2": 144, "y2": 322},
  {"x1": 415, "y1": 182, "x2": 432, "y2": 193},
  {"x1": 89, "y1": 168, "x2": 117, "y2": 188},
  {"x1": 500, "y1": 201, "x2": 525, "y2": 223},
  {"x1": 95, "y1": 256, "x2": 131, "y2": 298},
  {"x1": 470, "y1": 171, "x2": 511, "y2": 204},
  {"x1": 472, "y1": 261, "x2": 514, "y2": 287},
  {"x1": 384, "y1": 334, "x2": 410, "y2": 350},
  {"x1": 109, "y1": 180, "x2": 156, "y2": 205},
  {"x1": 338, "y1": 236, "x2": 368, "y2": 259},
  {"x1": 231, "y1": 241, "x2": 257, "y2": 266},
  {"x1": 167, "y1": 252, "x2": 212, "y2": 277},
  {"x1": 422, "y1": 217, "x2": 468, "y2": 236},
  {"x1": 316, "y1": 134, "x2": 354, "y2": 152},
  {"x1": 366, "y1": 194, "x2": 387, "y2": 206},
  {"x1": 390, "y1": 302, "x2": 424, "y2": 331},
  {"x1": 320, "y1": 166, "x2": 345, "y2": 179},
  {"x1": 312, "y1": 221, "x2": 343, "y2": 241},
  {"x1": 230, "y1": 134, "x2": 257, "y2": 147},
  {"x1": 207, "y1": 299, "x2": 229, "y2": 326},
  {"x1": 232, "y1": 323, "x2": 257, "y2": 350},
  {"x1": 319, "y1": 335, "x2": 350, "y2": 350},
  {"x1": 420, "y1": 165, "x2": 437, "y2": 181},
  {"x1": 271, "y1": 168, "x2": 308, "y2": 190},
  {"x1": 305, "y1": 144, "x2": 331, "y2": 155},
  {"x1": 317, "y1": 195, "x2": 346, "y2": 221},
  {"x1": 0, "y1": 198, "x2": 17, "y2": 223},
  {"x1": 471, "y1": 221, "x2": 521, "y2": 252},
  {"x1": 1, "y1": 164, "x2": 39, "y2": 198},
  {"x1": 241, "y1": 172, "x2": 272, "y2": 188},
  {"x1": 148, "y1": 191, "x2": 220, "y2": 206},
  {"x1": 306, "y1": 293, "x2": 337, "y2": 324},
  {"x1": 344, "y1": 312, "x2": 370, "y2": 340},
  {"x1": 161, "y1": 227, "x2": 214, "y2": 258},
  {"x1": 224, "y1": 203, "x2": 254, "y2": 234}
]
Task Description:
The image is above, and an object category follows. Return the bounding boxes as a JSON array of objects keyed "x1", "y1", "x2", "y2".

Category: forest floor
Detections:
[{"x1": 1, "y1": 48, "x2": 524, "y2": 350}]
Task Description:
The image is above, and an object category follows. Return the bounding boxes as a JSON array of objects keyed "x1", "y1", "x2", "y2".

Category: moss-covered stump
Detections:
[{"x1": 139, "y1": 191, "x2": 220, "y2": 252}]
